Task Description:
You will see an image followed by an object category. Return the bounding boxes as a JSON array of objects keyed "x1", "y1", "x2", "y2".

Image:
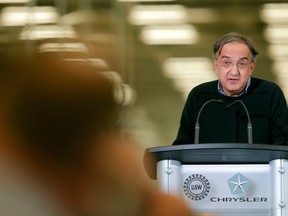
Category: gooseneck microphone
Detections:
[
  {"x1": 194, "y1": 99, "x2": 223, "y2": 144},
  {"x1": 226, "y1": 100, "x2": 253, "y2": 144}
]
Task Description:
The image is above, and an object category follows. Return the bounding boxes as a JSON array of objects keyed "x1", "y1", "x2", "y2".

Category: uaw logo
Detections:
[
  {"x1": 227, "y1": 173, "x2": 250, "y2": 195},
  {"x1": 183, "y1": 174, "x2": 210, "y2": 201}
]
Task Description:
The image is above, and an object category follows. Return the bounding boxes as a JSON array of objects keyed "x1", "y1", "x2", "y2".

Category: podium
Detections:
[{"x1": 144, "y1": 144, "x2": 288, "y2": 216}]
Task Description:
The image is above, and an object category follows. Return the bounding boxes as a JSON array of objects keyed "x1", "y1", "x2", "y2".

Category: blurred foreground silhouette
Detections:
[{"x1": 0, "y1": 50, "x2": 210, "y2": 216}]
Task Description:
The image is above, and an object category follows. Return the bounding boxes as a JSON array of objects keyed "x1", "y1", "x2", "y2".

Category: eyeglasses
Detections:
[{"x1": 219, "y1": 59, "x2": 251, "y2": 70}]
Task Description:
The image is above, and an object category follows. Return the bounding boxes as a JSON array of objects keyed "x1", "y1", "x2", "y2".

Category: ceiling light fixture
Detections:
[
  {"x1": 0, "y1": 0, "x2": 29, "y2": 3},
  {"x1": 163, "y1": 57, "x2": 217, "y2": 100},
  {"x1": 19, "y1": 25, "x2": 77, "y2": 40},
  {"x1": 0, "y1": 6, "x2": 59, "y2": 26},
  {"x1": 128, "y1": 4, "x2": 188, "y2": 25},
  {"x1": 260, "y1": 3, "x2": 288, "y2": 24},
  {"x1": 264, "y1": 25, "x2": 288, "y2": 43},
  {"x1": 268, "y1": 44, "x2": 288, "y2": 59},
  {"x1": 140, "y1": 24, "x2": 199, "y2": 45},
  {"x1": 38, "y1": 42, "x2": 88, "y2": 53}
]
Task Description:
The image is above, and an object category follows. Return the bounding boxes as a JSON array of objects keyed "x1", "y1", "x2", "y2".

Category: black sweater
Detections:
[{"x1": 173, "y1": 77, "x2": 288, "y2": 145}]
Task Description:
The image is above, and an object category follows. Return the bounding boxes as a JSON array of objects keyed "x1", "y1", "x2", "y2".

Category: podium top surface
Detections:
[{"x1": 144, "y1": 143, "x2": 288, "y2": 179}]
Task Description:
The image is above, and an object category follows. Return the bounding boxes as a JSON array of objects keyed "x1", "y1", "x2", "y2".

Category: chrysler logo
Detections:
[{"x1": 227, "y1": 173, "x2": 250, "y2": 195}]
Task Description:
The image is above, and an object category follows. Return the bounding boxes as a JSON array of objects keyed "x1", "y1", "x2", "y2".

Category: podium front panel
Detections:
[
  {"x1": 156, "y1": 159, "x2": 288, "y2": 216},
  {"x1": 182, "y1": 164, "x2": 269, "y2": 215}
]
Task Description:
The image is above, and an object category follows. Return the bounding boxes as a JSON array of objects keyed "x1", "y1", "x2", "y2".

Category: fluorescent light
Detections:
[
  {"x1": 272, "y1": 60, "x2": 288, "y2": 83},
  {"x1": 272, "y1": 60, "x2": 288, "y2": 100},
  {"x1": 0, "y1": 6, "x2": 59, "y2": 26},
  {"x1": 128, "y1": 4, "x2": 188, "y2": 25},
  {"x1": 272, "y1": 60, "x2": 288, "y2": 74},
  {"x1": 163, "y1": 57, "x2": 213, "y2": 78},
  {"x1": 38, "y1": 42, "x2": 89, "y2": 53},
  {"x1": 264, "y1": 24, "x2": 288, "y2": 43},
  {"x1": 0, "y1": 0, "x2": 29, "y2": 2},
  {"x1": 140, "y1": 24, "x2": 199, "y2": 45},
  {"x1": 260, "y1": 3, "x2": 288, "y2": 24},
  {"x1": 114, "y1": 83, "x2": 136, "y2": 106},
  {"x1": 268, "y1": 44, "x2": 288, "y2": 59},
  {"x1": 19, "y1": 25, "x2": 77, "y2": 40},
  {"x1": 163, "y1": 57, "x2": 217, "y2": 100}
]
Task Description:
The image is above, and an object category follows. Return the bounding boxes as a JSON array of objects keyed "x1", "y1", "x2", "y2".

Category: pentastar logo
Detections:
[
  {"x1": 227, "y1": 173, "x2": 250, "y2": 195},
  {"x1": 210, "y1": 173, "x2": 268, "y2": 203}
]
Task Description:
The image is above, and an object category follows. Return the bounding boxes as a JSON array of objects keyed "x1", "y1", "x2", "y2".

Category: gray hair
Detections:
[{"x1": 213, "y1": 32, "x2": 259, "y2": 63}]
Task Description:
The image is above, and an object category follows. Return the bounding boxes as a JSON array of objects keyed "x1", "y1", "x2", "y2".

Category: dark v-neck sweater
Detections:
[{"x1": 173, "y1": 77, "x2": 288, "y2": 145}]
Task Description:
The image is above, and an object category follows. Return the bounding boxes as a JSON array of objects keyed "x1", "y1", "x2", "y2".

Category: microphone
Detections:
[
  {"x1": 194, "y1": 99, "x2": 223, "y2": 144},
  {"x1": 226, "y1": 100, "x2": 253, "y2": 144}
]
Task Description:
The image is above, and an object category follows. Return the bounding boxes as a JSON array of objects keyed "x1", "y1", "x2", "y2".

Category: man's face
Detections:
[{"x1": 213, "y1": 42, "x2": 256, "y2": 96}]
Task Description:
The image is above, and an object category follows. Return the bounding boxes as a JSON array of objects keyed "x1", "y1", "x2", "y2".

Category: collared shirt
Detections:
[{"x1": 217, "y1": 77, "x2": 251, "y2": 97}]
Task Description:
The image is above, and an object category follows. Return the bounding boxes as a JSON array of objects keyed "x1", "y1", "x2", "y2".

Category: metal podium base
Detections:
[
  {"x1": 144, "y1": 144, "x2": 288, "y2": 216},
  {"x1": 156, "y1": 159, "x2": 288, "y2": 216}
]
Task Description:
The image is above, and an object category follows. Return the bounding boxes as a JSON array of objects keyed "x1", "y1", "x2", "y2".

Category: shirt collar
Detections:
[{"x1": 217, "y1": 77, "x2": 251, "y2": 97}]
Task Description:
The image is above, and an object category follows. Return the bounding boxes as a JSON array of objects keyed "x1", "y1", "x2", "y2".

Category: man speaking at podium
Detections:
[{"x1": 173, "y1": 32, "x2": 288, "y2": 145}]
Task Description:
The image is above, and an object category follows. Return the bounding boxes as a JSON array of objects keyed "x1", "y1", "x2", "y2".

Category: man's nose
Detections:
[{"x1": 229, "y1": 63, "x2": 240, "y2": 75}]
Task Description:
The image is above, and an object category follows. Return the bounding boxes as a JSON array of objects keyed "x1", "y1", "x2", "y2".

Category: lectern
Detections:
[{"x1": 144, "y1": 144, "x2": 288, "y2": 216}]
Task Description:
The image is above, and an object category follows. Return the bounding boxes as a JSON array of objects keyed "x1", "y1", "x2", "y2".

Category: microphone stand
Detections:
[
  {"x1": 194, "y1": 99, "x2": 223, "y2": 144},
  {"x1": 226, "y1": 100, "x2": 253, "y2": 144}
]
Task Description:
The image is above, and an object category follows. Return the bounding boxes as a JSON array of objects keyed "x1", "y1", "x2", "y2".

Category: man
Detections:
[{"x1": 173, "y1": 32, "x2": 288, "y2": 145}]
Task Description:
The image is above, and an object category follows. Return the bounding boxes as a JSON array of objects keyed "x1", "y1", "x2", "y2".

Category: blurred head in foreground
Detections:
[
  {"x1": 0, "y1": 53, "x2": 120, "y2": 215},
  {"x1": 0, "y1": 53, "x2": 199, "y2": 216},
  {"x1": 3, "y1": 55, "x2": 117, "y2": 163}
]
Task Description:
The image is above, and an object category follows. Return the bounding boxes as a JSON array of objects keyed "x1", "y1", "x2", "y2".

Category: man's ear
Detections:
[
  {"x1": 213, "y1": 59, "x2": 219, "y2": 75},
  {"x1": 249, "y1": 62, "x2": 256, "y2": 76}
]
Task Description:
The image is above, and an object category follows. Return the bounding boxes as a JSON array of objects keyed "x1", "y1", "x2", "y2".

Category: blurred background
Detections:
[{"x1": 1, "y1": 0, "x2": 287, "y2": 149}]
